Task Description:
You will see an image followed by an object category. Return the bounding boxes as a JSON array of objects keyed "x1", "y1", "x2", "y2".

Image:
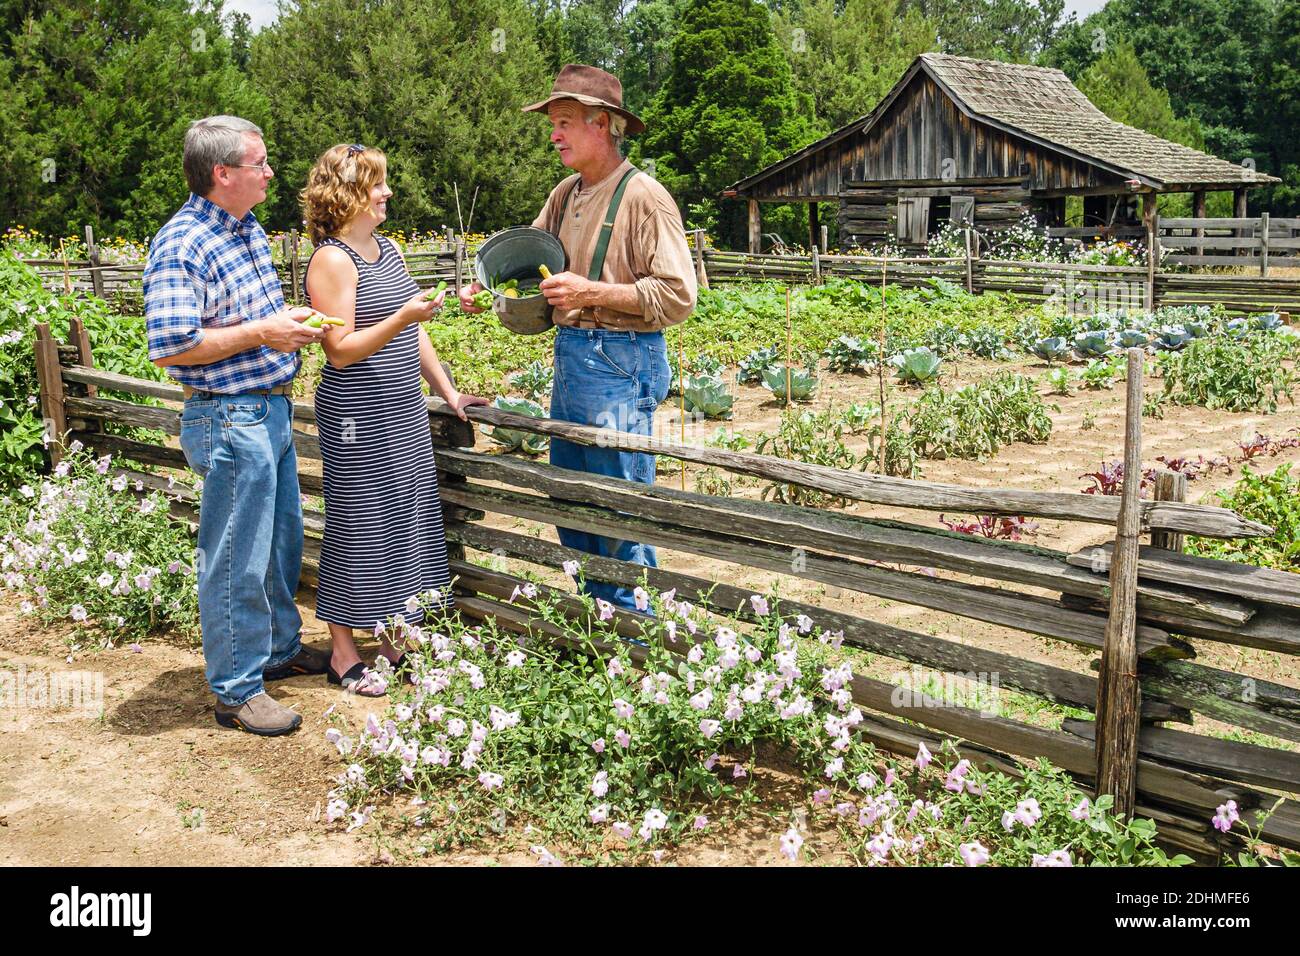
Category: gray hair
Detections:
[
  {"x1": 584, "y1": 106, "x2": 627, "y2": 152},
  {"x1": 183, "y1": 115, "x2": 263, "y2": 196}
]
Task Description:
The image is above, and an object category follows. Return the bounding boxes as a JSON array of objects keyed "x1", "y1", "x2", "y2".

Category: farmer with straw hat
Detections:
[{"x1": 461, "y1": 65, "x2": 697, "y2": 612}]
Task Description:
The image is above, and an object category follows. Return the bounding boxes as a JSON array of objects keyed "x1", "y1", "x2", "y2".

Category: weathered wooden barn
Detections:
[{"x1": 723, "y1": 53, "x2": 1276, "y2": 252}]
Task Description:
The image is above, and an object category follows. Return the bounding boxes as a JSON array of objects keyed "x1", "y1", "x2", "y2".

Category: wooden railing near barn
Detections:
[{"x1": 32, "y1": 320, "x2": 1300, "y2": 861}]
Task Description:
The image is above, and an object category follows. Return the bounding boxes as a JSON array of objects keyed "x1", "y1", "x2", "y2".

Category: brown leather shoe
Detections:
[
  {"x1": 214, "y1": 692, "x2": 302, "y2": 736},
  {"x1": 263, "y1": 644, "x2": 330, "y2": 681}
]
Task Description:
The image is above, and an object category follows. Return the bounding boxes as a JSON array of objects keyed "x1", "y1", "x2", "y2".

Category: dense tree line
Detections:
[{"x1": 0, "y1": 0, "x2": 1294, "y2": 249}]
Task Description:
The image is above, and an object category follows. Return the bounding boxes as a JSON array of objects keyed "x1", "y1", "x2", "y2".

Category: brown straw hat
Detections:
[{"x1": 522, "y1": 64, "x2": 645, "y2": 135}]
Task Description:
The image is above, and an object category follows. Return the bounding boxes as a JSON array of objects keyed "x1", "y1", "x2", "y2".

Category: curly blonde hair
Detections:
[{"x1": 300, "y1": 144, "x2": 388, "y2": 245}]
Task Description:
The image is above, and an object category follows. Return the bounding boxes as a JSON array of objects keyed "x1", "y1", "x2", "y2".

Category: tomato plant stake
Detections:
[{"x1": 878, "y1": 259, "x2": 888, "y2": 473}]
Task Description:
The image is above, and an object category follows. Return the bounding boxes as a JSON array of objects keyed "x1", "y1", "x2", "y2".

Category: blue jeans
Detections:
[
  {"x1": 549, "y1": 328, "x2": 670, "y2": 611},
  {"x1": 178, "y1": 392, "x2": 304, "y2": 705}
]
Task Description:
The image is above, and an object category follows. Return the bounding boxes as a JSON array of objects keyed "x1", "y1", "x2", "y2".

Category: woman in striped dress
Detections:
[{"x1": 301, "y1": 144, "x2": 487, "y2": 695}]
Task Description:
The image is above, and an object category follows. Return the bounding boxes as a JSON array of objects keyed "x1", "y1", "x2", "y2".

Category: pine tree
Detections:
[
  {"x1": 251, "y1": 0, "x2": 558, "y2": 235},
  {"x1": 636, "y1": 0, "x2": 818, "y2": 247}
]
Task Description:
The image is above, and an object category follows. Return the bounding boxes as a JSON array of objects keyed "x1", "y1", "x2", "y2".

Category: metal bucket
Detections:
[{"x1": 474, "y1": 226, "x2": 566, "y2": 335}]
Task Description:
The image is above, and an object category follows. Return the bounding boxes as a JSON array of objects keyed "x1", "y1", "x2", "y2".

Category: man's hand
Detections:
[
  {"x1": 539, "y1": 271, "x2": 597, "y2": 311},
  {"x1": 259, "y1": 306, "x2": 326, "y2": 353},
  {"x1": 459, "y1": 281, "x2": 487, "y2": 313}
]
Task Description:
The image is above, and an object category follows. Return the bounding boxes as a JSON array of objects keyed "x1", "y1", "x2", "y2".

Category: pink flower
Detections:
[
  {"x1": 1014, "y1": 798, "x2": 1042, "y2": 828},
  {"x1": 883, "y1": 768, "x2": 896, "y2": 788},
  {"x1": 704, "y1": 752, "x2": 720, "y2": 770},
  {"x1": 606, "y1": 657, "x2": 624, "y2": 678},
  {"x1": 732, "y1": 763, "x2": 747, "y2": 779},
  {"x1": 1070, "y1": 798, "x2": 1090, "y2": 821},
  {"x1": 1032, "y1": 849, "x2": 1073, "y2": 867},
  {"x1": 615, "y1": 729, "x2": 631, "y2": 749},
  {"x1": 749, "y1": 594, "x2": 769, "y2": 616},
  {"x1": 591, "y1": 771, "x2": 609, "y2": 798},
  {"x1": 693, "y1": 815, "x2": 709, "y2": 830},
  {"x1": 915, "y1": 742, "x2": 932, "y2": 771},
  {"x1": 857, "y1": 772, "x2": 877, "y2": 791},
  {"x1": 1212, "y1": 799, "x2": 1240, "y2": 833},
  {"x1": 596, "y1": 599, "x2": 615, "y2": 622},
  {"x1": 478, "y1": 771, "x2": 503, "y2": 790},
  {"x1": 562, "y1": 559, "x2": 580, "y2": 578},
  {"x1": 633, "y1": 587, "x2": 649, "y2": 611},
  {"x1": 592, "y1": 737, "x2": 606, "y2": 753},
  {"x1": 613, "y1": 698, "x2": 634, "y2": 720},
  {"x1": 779, "y1": 827, "x2": 804, "y2": 861},
  {"x1": 590, "y1": 804, "x2": 609, "y2": 824},
  {"x1": 699, "y1": 719, "x2": 720, "y2": 739},
  {"x1": 812, "y1": 788, "x2": 831, "y2": 805},
  {"x1": 824, "y1": 757, "x2": 843, "y2": 778},
  {"x1": 959, "y1": 841, "x2": 990, "y2": 866},
  {"x1": 611, "y1": 821, "x2": 633, "y2": 840}
]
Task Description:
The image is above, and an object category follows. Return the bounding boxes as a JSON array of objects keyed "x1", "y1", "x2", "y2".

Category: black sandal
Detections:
[{"x1": 327, "y1": 662, "x2": 387, "y2": 697}]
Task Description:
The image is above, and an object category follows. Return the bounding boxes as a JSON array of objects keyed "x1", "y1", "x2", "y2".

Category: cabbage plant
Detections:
[{"x1": 889, "y1": 347, "x2": 943, "y2": 384}]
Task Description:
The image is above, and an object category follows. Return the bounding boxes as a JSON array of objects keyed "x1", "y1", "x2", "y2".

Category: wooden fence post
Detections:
[
  {"x1": 33, "y1": 323, "x2": 67, "y2": 468},
  {"x1": 1143, "y1": 195, "x2": 1158, "y2": 311},
  {"x1": 1260, "y1": 212, "x2": 1270, "y2": 277},
  {"x1": 963, "y1": 227, "x2": 974, "y2": 294},
  {"x1": 820, "y1": 224, "x2": 828, "y2": 255},
  {"x1": 1094, "y1": 347, "x2": 1146, "y2": 818},
  {"x1": 67, "y1": 315, "x2": 98, "y2": 400},
  {"x1": 1151, "y1": 471, "x2": 1187, "y2": 553},
  {"x1": 454, "y1": 236, "x2": 465, "y2": 297},
  {"x1": 84, "y1": 225, "x2": 105, "y2": 300},
  {"x1": 694, "y1": 229, "x2": 709, "y2": 291},
  {"x1": 748, "y1": 199, "x2": 761, "y2": 254},
  {"x1": 289, "y1": 230, "x2": 302, "y2": 306},
  {"x1": 811, "y1": 243, "x2": 821, "y2": 283}
]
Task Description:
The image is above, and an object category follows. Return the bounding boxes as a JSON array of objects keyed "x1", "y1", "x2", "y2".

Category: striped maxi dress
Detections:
[{"x1": 305, "y1": 234, "x2": 452, "y2": 629}]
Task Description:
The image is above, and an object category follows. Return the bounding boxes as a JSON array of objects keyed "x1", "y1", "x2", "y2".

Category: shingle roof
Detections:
[
  {"x1": 726, "y1": 54, "x2": 1277, "y2": 195},
  {"x1": 919, "y1": 53, "x2": 1275, "y2": 189}
]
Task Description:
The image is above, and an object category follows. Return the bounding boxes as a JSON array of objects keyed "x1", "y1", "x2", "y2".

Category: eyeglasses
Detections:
[
  {"x1": 346, "y1": 143, "x2": 366, "y2": 155},
  {"x1": 224, "y1": 159, "x2": 271, "y2": 173}
]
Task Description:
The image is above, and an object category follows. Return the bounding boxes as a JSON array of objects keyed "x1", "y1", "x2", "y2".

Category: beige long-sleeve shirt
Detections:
[{"x1": 532, "y1": 159, "x2": 697, "y2": 332}]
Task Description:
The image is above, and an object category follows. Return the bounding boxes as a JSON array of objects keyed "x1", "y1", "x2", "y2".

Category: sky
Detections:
[{"x1": 224, "y1": 0, "x2": 1113, "y2": 33}]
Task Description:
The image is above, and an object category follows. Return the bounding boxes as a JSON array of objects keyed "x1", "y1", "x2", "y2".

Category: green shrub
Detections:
[
  {"x1": 1158, "y1": 335, "x2": 1296, "y2": 413},
  {"x1": 0, "y1": 252, "x2": 167, "y2": 489},
  {"x1": 1188, "y1": 465, "x2": 1300, "y2": 571},
  {"x1": 906, "y1": 373, "x2": 1055, "y2": 461}
]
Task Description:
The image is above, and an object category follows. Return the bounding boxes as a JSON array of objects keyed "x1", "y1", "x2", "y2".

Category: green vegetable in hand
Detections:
[
  {"x1": 303, "y1": 311, "x2": 344, "y2": 329},
  {"x1": 471, "y1": 289, "x2": 494, "y2": 311},
  {"x1": 425, "y1": 280, "x2": 448, "y2": 301}
]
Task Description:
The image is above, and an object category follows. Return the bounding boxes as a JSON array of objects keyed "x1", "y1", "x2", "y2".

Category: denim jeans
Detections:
[
  {"x1": 549, "y1": 327, "x2": 670, "y2": 611},
  {"x1": 178, "y1": 392, "x2": 304, "y2": 705}
]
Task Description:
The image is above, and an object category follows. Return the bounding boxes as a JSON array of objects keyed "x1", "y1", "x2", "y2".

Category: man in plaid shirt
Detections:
[{"x1": 144, "y1": 115, "x2": 327, "y2": 736}]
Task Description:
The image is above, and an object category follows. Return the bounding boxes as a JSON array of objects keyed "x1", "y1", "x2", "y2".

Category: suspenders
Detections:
[{"x1": 555, "y1": 166, "x2": 640, "y2": 281}]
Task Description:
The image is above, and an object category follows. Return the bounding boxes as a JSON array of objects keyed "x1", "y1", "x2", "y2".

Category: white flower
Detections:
[
  {"x1": 69, "y1": 604, "x2": 88, "y2": 622},
  {"x1": 504, "y1": 649, "x2": 526, "y2": 668},
  {"x1": 779, "y1": 828, "x2": 803, "y2": 861}
]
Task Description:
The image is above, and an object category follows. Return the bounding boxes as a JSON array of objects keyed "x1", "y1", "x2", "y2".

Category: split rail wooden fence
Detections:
[{"x1": 32, "y1": 320, "x2": 1300, "y2": 861}]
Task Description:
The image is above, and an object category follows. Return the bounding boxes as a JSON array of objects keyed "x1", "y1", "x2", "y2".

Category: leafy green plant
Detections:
[
  {"x1": 823, "y1": 334, "x2": 877, "y2": 373},
  {"x1": 1044, "y1": 366, "x2": 1074, "y2": 396},
  {"x1": 966, "y1": 326, "x2": 1010, "y2": 360},
  {"x1": 509, "y1": 360, "x2": 553, "y2": 402},
  {"x1": 1081, "y1": 357, "x2": 1120, "y2": 390},
  {"x1": 0, "y1": 446, "x2": 199, "y2": 644},
  {"x1": 736, "y1": 344, "x2": 781, "y2": 384},
  {"x1": 756, "y1": 407, "x2": 859, "y2": 506},
  {"x1": 760, "y1": 363, "x2": 818, "y2": 403},
  {"x1": 841, "y1": 401, "x2": 879, "y2": 435},
  {"x1": 705, "y1": 426, "x2": 750, "y2": 452},
  {"x1": 905, "y1": 374, "x2": 1054, "y2": 461},
  {"x1": 1029, "y1": 337, "x2": 1071, "y2": 365},
  {"x1": 1072, "y1": 330, "x2": 1112, "y2": 359},
  {"x1": 1158, "y1": 335, "x2": 1296, "y2": 413},
  {"x1": 889, "y1": 347, "x2": 942, "y2": 385},
  {"x1": 485, "y1": 397, "x2": 548, "y2": 455},
  {"x1": 682, "y1": 372, "x2": 734, "y2": 420},
  {"x1": 925, "y1": 323, "x2": 966, "y2": 357},
  {"x1": 0, "y1": 252, "x2": 168, "y2": 489},
  {"x1": 1152, "y1": 326, "x2": 1192, "y2": 351},
  {"x1": 1188, "y1": 465, "x2": 1300, "y2": 571}
]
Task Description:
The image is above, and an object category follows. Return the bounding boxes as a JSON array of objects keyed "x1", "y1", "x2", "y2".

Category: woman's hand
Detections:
[
  {"x1": 445, "y1": 390, "x2": 491, "y2": 421},
  {"x1": 397, "y1": 288, "x2": 440, "y2": 326}
]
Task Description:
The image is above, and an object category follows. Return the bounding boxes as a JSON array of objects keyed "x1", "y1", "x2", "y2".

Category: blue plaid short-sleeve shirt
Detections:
[{"x1": 143, "y1": 193, "x2": 299, "y2": 393}]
